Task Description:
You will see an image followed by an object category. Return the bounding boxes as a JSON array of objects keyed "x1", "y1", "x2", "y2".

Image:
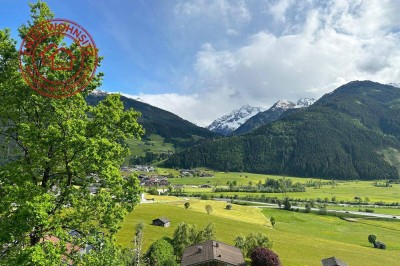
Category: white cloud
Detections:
[
  {"x1": 174, "y1": 0, "x2": 251, "y2": 34},
  {"x1": 128, "y1": 0, "x2": 400, "y2": 126},
  {"x1": 268, "y1": 0, "x2": 293, "y2": 22}
]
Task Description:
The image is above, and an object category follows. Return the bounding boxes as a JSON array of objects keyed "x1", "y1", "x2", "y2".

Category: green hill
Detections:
[
  {"x1": 86, "y1": 92, "x2": 219, "y2": 165},
  {"x1": 165, "y1": 81, "x2": 400, "y2": 180}
]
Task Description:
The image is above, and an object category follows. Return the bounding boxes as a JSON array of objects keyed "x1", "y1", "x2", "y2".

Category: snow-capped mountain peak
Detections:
[
  {"x1": 207, "y1": 105, "x2": 265, "y2": 136},
  {"x1": 90, "y1": 89, "x2": 109, "y2": 96},
  {"x1": 271, "y1": 99, "x2": 295, "y2": 110},
  {"x1": 295, "y1": 97, "x2": 315, "y2": 108}
]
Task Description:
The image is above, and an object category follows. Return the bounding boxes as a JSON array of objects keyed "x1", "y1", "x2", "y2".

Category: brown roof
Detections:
[
  {"x1": 321, "y1": 257, "x2": 348, "y2": 266},
  {"x1": 181, "y1": 240, "x2": 246, "y2": 266}
]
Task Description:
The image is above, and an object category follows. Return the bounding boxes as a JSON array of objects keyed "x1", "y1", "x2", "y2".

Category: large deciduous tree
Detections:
[
  {"x1": 0, "y1": 1, "x2": 143, "y2": 265},
  {"x1": 235, "y1": 232, "x2": 273, "y2": 258}
]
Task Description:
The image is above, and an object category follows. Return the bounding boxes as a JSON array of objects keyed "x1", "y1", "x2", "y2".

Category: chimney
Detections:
[{"x1": 197, "y1": 246, "x2": 203, "y2": 253}]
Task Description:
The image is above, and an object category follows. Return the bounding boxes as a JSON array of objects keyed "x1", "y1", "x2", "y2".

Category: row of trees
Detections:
[{"x1": 214, "y1": 177, "x2": 306, "y2": 193}]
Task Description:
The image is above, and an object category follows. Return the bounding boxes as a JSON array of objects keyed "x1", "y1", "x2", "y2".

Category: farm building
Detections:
[
  {"x1": 321, "y1": 256, "x2": 348, "y2": 266},
  {"x1": 152, "y1": 217, "x2": 170, "y2": 227},
  {"x1": 181, "y1": 240, "x2": 246, "y2": 266}
]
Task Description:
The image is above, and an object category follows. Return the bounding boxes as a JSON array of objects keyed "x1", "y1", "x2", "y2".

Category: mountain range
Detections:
[
  {"x1": 207, "y1": 105, "x2": 265, "y2": 136},
  {"x1": 233, "y1": 98, "x2": 315, "y2": 135},
  {"x1": 164, "y1": 81, "x2": 400, "y2": 180}
]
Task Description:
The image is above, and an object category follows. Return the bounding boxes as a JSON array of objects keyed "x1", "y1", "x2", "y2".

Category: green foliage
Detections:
[
  {"x1": 148, "y1": 188, "x2": 159, "y2": 195},
  {"x1": 226, "y1": 204, "x2": 232, "y2": 210},
  {"x1": 270, "y1": 217, "x2": 276, "y2": 227},
  {"x1": 368, "y1": 234, "x2": 377, "y2": 245},
  {"x1": 318, "y1": 207, "x2": 328, "y2": 215},
  {"x1": 184, "y1": 202, "x2": 190, "y2": 209},
  {"x1": 172, "y1": 222, "x2": 215, "y2": 259},
  {"x1": 86, "y1": 93, "x2": 219, "y2": 165},
  {"x1": 283, "y1": 198, "x2": 291, "y2": 211},
  {"x1": 0, "y1": 2, "x2": 143, "y2": 264},
  {"x1": 205, "y1": 204, "x2": 213, "y2": 214},
  {"x1": 145, "y1": 238, "x2": 175, "y2": 266},
  {"x1": 235, "y1": 232, "x2": 273, "y2": 258},
  {"x1": 200, "y1": 194, "x2": 211, "y2": 200},
  {"x1": 166, "y1": 81, "x2": 400, "y2": 180},
  {"x1": 304, "y1": 203, "x2": 311, "y2": 213}
]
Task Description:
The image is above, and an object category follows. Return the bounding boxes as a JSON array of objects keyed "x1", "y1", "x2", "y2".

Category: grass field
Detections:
[
  {"x1": 123, "y1": 134, "x2": 175, "y2": 165},
  {"x1": 162, "y1": 169, "x2": 400, "y2": 203},
  {"x1": 116, "y1": 198, "x2": 400, "y2": 266}
]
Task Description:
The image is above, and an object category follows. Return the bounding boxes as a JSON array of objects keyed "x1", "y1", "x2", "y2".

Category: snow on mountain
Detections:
[
  {"x1": 271, "y1": 99, "x2": 296, "y2": 110},
  {"x1": 207, "y1": 105, "x2": 265, "y2": 136},
  {"x1": 90, "y1": 89, "x2": 109, "y2": 96},
  {"x1": 295, "y1": 97, "x2": 316, "y2": 108}
]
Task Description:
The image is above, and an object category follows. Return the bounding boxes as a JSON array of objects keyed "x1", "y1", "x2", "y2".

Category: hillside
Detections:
[
  {"x1": 165, "y1": 81, "x2": 400, "y2": 180},
  {"x1": 233, "y1": 98, "x2": 315, "y2": 135},
  {"x1": 86, "y1": 92, "x2": 217, "y2": 140},
  {"x1": 86, "y1": 92, "x2": 219, "y2": 165}
]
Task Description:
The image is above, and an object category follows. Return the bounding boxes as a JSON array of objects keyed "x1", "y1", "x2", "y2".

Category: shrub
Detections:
[
  {"x1": 200, "y1": 194, "x2": 210, "y2": 200},
  {"x1": 270, "y1": 217, "x2": 276, "y2": 227},
  {"x1": 226, "y1": 204, "x2": 232, "y2": 210},
  {"x1": 318, "y1": 207, "x2": 327, "y2": 215},
  {"x1": 145, "y1": 238, "x2": 175, "y2": 265},
  {"x1": 148, "y1": 188, "x2": 159, "y2": 195},
  {"x1": 305, "y1": 203, "x2": 311, "y2": 213},
  {"x1": 368, "y1": 234, "x2": 377, "y2": 246},
  {"x1": 250, "y1": 247, "x2": 281, "y2": 266}
]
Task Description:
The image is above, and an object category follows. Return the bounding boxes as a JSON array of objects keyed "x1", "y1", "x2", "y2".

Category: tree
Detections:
[
  {"x1": 368, "y1": 234, "x2": 377, "y2": 246},
  {"x1": 172, "y1": 223, "x2": 192, "y2": 259},
  {"x1": 172, "y1": 222, "x2": 215, "y2": 260},
  {"x1": 205, "y1": 204, "x2": 213, "y2": 214},
  {"x1": 250, "y1": 247, "x2": 281, "y2": 266},
  {"x1": 283, "y1": 198, "x2": 291, "y2": 210},
  {"x1": 145, "y1": 238, "x2": 175, "y2": 266},
  {"x1": 304, "y1": 203, "x2": 311, "y2": 213},
  {"x1": 270, "y1": 217, "x2": 276, "y2": 227},
  {"x1": 133, "y1": 223, "x2": 144, "y2": 265},
  {"x1": 0, "y1": 2, "x2": 143, "y2": 264},
  {"x1": 201, "y1": 222, "x2": 215, "y2": 241},
  {"x1": 235, "y1": 233, "x2": 272, "y2": 258},
  {"x1": 184, "y1": 202, "x2": 190, "y2": 209}
]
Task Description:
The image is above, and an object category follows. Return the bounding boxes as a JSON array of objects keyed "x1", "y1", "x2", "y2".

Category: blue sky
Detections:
[{"x1": 1, "y1": 0, "x2": 400, "y2": 125}]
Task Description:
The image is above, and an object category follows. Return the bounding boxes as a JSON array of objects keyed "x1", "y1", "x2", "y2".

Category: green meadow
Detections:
[
  {"x1": 160, "y1": 169, "x2": 400, "y2": 203},
  {"x1": 123, "y1": 134, "x2": 175, "y2": 165},
  {"x1": 116, "y1": 198, "x2": 400, "y2": 266}
]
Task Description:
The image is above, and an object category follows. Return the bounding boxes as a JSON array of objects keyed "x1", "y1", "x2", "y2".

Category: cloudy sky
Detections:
[{"x1": 2, "y1": 0, "x2": 400, "y2": 126}]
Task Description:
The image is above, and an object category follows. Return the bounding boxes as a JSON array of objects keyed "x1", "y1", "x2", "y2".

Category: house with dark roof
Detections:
[
  {"x1": 181, "y1": 240, "x2": 246, "y2": 266},
  {"x1": 321, "y1": 256, "x2": 348, "y2": 266},
  {"x1": 152, "y1": 217, "x2": 170, "y2": 227}
]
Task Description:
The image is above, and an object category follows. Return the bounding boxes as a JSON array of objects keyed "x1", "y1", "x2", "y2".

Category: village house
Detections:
[
  {"x1": 321, "y1": 257, "x2": 348, "y2": 266},
  {"x1": 181, "y1": 240, "x2": 246, "y2": 266},
  {"x1": 152, "y1": 217, "x2": 170, "y2": 227}
]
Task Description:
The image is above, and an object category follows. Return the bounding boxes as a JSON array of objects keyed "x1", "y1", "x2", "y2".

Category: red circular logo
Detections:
[{"x1": 19, "y1": 19, "x2": 98, "y2": 98}]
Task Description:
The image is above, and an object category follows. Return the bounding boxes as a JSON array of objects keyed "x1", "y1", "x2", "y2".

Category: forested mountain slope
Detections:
[{"x1": 165, "y1": 81, "x2": 400, "y2": 180}]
